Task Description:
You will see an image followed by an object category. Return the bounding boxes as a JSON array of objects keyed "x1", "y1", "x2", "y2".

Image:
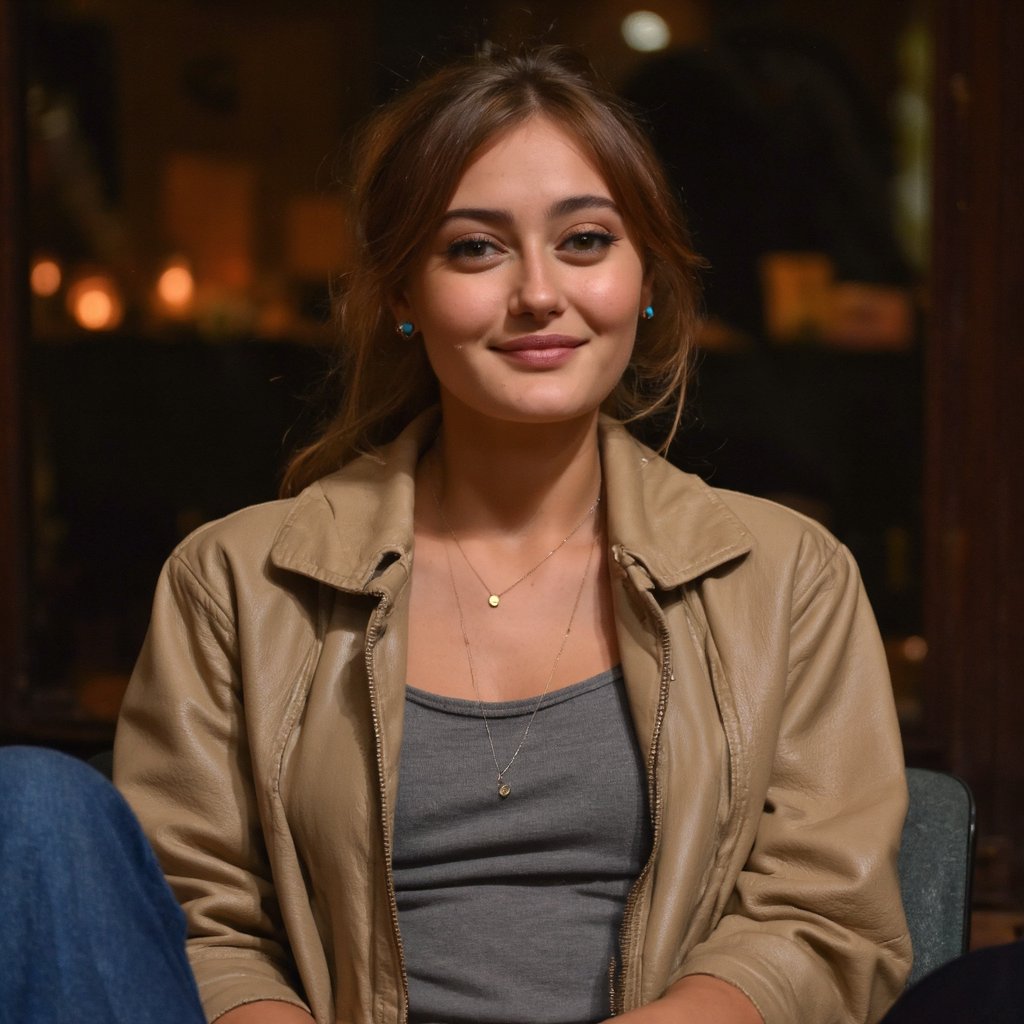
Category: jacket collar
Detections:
[
  {"x1": 598, "y1": 418, "x2": 752, "y2": 587},
  {"x1": 270, "y1": 410, "x2": 751, "y2": 595},
  {"x1": 269, "y1": 409, "x2": 439, "y2": 596}
]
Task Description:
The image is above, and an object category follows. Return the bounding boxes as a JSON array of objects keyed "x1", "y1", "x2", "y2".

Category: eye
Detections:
[
  {"x1": 559, "y1": 229, "x2": 620, "y2": 259},
  {"x1": 445, "y1": 235, "x2": 504, "y2": 263}
]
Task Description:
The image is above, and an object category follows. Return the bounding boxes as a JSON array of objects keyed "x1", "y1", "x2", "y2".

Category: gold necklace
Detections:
[
  {"x1": 443, "y1": 530, "x2": 598, "y2": 799},
  {"x1": 429, "y1": 471, "x2": 601, "y2": 609}
]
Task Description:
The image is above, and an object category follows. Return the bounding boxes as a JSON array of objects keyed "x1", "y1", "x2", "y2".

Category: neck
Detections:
[{"x1": 424, "y1": 405, "x2": 603, "y2": 537}]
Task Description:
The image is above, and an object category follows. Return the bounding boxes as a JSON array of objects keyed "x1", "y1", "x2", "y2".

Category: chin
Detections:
[
  {"x1": 439, "y1": 376, "x2": 619, "y2": 429},
  {"x1": 472, "y1": 402, "x2": 604, "y2": 430}
]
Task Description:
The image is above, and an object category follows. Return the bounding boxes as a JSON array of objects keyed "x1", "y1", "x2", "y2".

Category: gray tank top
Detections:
[{"x1": 393, "y1": 667, "x2": 652, "y2": 1024}]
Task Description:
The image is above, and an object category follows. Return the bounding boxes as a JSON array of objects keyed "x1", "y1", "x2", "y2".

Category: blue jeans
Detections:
[{"x1": 0, "y1": 746, "x2": 206, "y2": 1024}]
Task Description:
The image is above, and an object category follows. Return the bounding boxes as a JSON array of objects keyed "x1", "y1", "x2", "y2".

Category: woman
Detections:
[{"x1": 112, "y1": 46, "x2": 910, "y2": 1024}]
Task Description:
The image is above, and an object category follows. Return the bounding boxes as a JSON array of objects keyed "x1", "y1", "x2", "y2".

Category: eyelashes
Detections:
[
  {"x1": 443, "y1": 229, "x2": 621, "y2": 265},
  {"x1": 445, "y1": 236, "x2": 502, "y2": 261},
  {"x1": 561, "y1": 230, "x2": 620, "y2": 255}
]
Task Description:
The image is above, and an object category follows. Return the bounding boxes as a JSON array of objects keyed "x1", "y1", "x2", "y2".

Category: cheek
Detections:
[
  {"x1": 415, "y1": 286, "x2": 491, "y2": 384},
  {"x1": 579, "y1": 264, "x2": 646, "y2": 325},
  {"x1": 415, "y1": 276, "x2": 502, "y2": 341}
]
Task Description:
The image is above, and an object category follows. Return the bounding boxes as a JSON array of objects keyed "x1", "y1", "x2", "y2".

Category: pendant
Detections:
[
  {"x1": 488, "y1": 594, "x2": 500, "y2": 608},
  {"x1": 498, "y1": 782, "x2": 511, "y2": 798}
]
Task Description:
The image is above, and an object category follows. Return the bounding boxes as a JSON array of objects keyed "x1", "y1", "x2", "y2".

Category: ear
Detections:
[
  {"x1": 389, "y1": 291, "x2": 413, "y2": 327},
  {"x1": 388, "y1": 271, "x2": 421, "y2": 320},
  {"x1": 641, "y1": 273, "x2": 654, "y2": 313}
]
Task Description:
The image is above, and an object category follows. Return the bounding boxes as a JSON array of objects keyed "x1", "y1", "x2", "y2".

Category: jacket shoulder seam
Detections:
[
  {"x1": 169, "y1": 551, "x2": 237, "y2": 636},
  {"x1": 789, "y1": 531, "x2": 844, "y2": 609}
]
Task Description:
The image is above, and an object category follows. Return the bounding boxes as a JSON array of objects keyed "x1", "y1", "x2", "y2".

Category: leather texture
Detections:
[{"x1": 114, "y1": 412, "x2": 912, "y2": 1024}]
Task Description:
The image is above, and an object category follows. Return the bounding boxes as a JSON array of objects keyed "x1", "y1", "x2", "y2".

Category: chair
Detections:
[{"x1": 898, "y1": 767, "x2": 976, "y2": 988}]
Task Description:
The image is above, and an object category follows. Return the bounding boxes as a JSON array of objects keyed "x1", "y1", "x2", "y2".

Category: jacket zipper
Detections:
[
  {"x1": 363, "y1": 592, "x2": 410, "y2": 1023},
  {"x1": 609, "y1": 576, "x2": 674, "y2": 1016},
  {"x1": 366, "y1": 562, "x2": 672, "y2": 1020}
]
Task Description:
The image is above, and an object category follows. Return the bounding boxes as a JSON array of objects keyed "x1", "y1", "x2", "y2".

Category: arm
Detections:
[
  {"x1": 667, "y1": 540, "x2": 911, "y2": 1023},
  {"x1": 115, "y1": 550, "x2": 312, "y2": 1021},
  {"x1": 608, "y1": 976, "x2": 762, "y2": 1024}
]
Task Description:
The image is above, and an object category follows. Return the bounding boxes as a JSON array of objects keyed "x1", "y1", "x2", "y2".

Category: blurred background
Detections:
[{"x1": 1, "y1": 0, "x2": 1021, "y2": 939}]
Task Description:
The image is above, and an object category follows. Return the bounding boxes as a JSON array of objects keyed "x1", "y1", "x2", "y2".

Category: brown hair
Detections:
[{"x1": 281, "y1": 45, "x2": 703, "y2": 496}]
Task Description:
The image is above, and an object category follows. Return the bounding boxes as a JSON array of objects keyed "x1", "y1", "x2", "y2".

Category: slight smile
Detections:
[{"x1": 492, "y1": 334, "x2": 587, "y2": 369}]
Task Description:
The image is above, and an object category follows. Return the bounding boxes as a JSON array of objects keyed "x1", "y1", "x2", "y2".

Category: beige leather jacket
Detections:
[{"x1": 115, "y1": 413, "x2": 911, "y2": 1024}]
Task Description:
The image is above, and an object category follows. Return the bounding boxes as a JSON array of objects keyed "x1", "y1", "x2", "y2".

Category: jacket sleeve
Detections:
[
  {"x1": 673, "y1": 540, "x2": 912, "y2": 1024},
  {"x1": 114, "y1": 551, "x2": 313, "y2": 1023}
]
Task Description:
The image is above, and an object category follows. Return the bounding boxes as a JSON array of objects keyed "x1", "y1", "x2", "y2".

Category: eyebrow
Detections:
[{"x1": 441, "y1": 193, "x2": 620, "y2": 226}]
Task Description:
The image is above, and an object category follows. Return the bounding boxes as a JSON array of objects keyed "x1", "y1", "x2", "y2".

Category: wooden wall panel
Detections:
[
  {"x1": 0, "y1": 0, "x2": 28, "y2": 733},
  {"x1": 926, "y1": 0, "x2": 1024, "y2": 901}
]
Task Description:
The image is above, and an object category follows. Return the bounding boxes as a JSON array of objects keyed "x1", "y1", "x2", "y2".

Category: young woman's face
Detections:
[{"x1": 396, "y1": 116, "x2": 650, "y2": 431}]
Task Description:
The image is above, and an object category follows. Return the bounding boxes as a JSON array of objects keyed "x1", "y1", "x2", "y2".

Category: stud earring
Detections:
[
  {"x1": 641, "y1": 305, "x2": 655, "y2": 321},
  {"x1": 396, "y1": 321, "x2": 415, "y2": 338}
]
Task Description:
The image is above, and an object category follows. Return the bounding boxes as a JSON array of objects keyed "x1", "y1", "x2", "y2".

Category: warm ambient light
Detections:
[
  {"x1": 30, "y1": 257, "x2": 62, "y2": 297},
  {"x1": 157, "y1": 260, "x2": 195, "y2": 311},
  {"x1": 902, "y1": 636, "x2": 928, "y2": 664},
  {"x1": 67, "y1": 275, "x2": 124, "y2": 331},
  {"x1": 621, "y1": 11, "x2": 671, "y2": 53}
]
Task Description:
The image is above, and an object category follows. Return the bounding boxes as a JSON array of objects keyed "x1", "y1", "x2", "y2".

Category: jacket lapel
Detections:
[
  {"x1": 599, "y1": 417, "x2": 753, "y2": 587},
  {"x1": 267, "y1": 410, "x2": 441, "y2": 595}
]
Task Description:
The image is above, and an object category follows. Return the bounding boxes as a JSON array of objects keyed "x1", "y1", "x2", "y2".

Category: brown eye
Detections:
[
  {"x1": 561, "y1": 230, "x2": 619, "y2": 255},
  {"x1": 446, "y1": 237, "x2": 502, "y2": 261}
]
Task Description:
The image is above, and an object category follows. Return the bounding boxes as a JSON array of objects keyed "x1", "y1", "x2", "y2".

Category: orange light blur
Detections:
[
  {"x1": 30, "y1": 257, "x2": 62, "y2": 297},
  {"x1": 157, "y1": 261, "x2": 195, "y2": 311},
  {"x1": 67, "y1": 275, "x2": 124, "y2": 331},
  {"x1": 902, "y1": 636, "x2": 929, "y2": 664}
]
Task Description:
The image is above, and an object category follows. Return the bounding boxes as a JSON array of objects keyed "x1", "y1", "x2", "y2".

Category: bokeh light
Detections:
[
  {"x1": 66, "y1": 274, "x2": 124, "y2": 331},
  {"x1": 30, "y1": 257, "x2": 62, "y2": 297},
  {"x1": 157, "y1": 259, "x2": 195, "y2": 312},
  {"x1": 902, "y1": 635, "x2": 928, "y2": 663},
  {"x1": 621, "y1": 11, "x2": 671, "y2": 53}
]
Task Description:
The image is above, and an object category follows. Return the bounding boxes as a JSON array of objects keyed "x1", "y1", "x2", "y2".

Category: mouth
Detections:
[
  {"x1": 493, "y1": 333, "x2": 586, "y2": 353},
  {"x1": 491, "y1": 333, "x2": 587, "y2": 369}
]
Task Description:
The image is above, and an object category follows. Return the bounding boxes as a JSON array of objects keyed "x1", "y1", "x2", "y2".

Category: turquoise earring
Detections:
[
  {"x1": 641, "y1": 305, "x2": 655, "y2": 321},
  {"x1": 396, "y1": 321, "x2": 415, "y2": 338}
]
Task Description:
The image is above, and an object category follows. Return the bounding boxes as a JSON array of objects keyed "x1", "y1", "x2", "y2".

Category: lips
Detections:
[
  {"x1": 491, "y1": 334, "x2": 586, "y2": 369},
  {"x1": 494, "y1": 333, "x2": 585, "y2": 352}
]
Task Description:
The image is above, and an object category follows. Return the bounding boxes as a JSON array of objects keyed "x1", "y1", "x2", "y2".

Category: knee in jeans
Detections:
[{"x1": 0, "y1": 745, "x2": 126, "y2": 844}]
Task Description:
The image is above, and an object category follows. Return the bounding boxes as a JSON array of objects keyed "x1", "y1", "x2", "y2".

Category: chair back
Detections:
[{"x1": 898, "y1": 767, "x2": 976, "y2": 987}]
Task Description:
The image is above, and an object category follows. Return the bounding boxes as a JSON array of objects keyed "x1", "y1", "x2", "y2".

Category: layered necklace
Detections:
[
  {"x1": 430, "y1": 470, "x2": 602, "y2": 799},
  {"x1": 431, "y1": 482, "x2": 601, "y2": 609}
]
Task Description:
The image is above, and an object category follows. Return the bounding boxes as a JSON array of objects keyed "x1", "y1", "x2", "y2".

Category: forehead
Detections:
[{"x1": 448, "y1": 116, "x2": 612, "y2": 208}]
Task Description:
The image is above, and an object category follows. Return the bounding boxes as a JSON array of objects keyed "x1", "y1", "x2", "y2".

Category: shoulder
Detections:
[
  {"x1": 705, "y1": 484, "x2": 858, "y2": 605},
  {"x1": 602, "y1": 419, "x2": 849, "y2": 591},
  {"x1": 153, "y1": 499, "x2": 306, "y2": 627},
  {"x1": 170, "y1": 497, "x2": 299, "y2": 577},
  {"x1": 710, "y1": 487, "x2": 842, "y2": 564},
  {"x1": 164, "y1": 427, "x2": 419, "y2": 601}
]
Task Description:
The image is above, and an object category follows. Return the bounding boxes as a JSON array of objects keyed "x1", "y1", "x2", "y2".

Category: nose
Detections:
[{"x1": 508, "y1": 249, "x2": 566, "y2": 321}]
